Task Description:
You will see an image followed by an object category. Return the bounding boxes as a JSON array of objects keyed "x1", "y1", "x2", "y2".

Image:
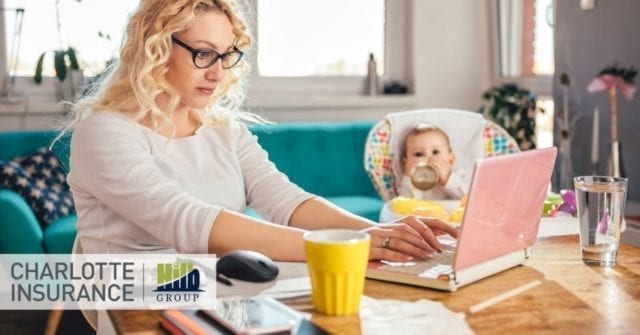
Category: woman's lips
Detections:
[{"x1": 197, "y1": 87, "x2": 214, "y2": 95}]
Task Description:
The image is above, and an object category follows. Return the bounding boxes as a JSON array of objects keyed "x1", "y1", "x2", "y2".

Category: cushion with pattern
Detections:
[{"x1": 0, "y1": 147, "x2": 75, "y2": 227}]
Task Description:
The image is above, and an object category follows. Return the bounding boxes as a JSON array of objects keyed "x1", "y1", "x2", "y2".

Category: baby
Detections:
[{"x1": 398, "y1": 123, "x2": 468, "y2": 200}]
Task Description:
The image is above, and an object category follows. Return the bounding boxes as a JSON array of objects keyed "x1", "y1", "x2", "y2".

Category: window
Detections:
[
  {"x1": 2, "y1": 0, "x2": 138, "y2": 77},
  {"x1": 256, "y1": 0, "x2": 384, "y2": 77},
  {"x1": 1, "y1": 0, "x2": 412, "y2": 105},
  {"x1": 249, "y1": 0, "x2": 411, "y2": 98},
  {"x1": 493, "y1": 0, "x2": 555, "y2": 148},
  {"x1": 496, "y1": 0, "x2": 554, "y2": 79}
]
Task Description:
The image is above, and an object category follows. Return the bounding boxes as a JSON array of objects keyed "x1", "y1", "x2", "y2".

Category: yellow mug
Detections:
[{"x1": 303, "y1": 229, "x2": 370, "y2": 316}]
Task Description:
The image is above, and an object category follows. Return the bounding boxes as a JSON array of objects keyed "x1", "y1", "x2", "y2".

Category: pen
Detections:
[{"x1": 216, "y1": 273, "x2": 233, "y2": 286}]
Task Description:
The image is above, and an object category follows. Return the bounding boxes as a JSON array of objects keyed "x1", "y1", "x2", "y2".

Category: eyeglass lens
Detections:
[{"x1": 193, "y1": 49, "x2": 242, "y2": 69}]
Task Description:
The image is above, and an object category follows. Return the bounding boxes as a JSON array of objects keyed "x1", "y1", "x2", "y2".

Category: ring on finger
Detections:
[{"x1": 382, "y1": 236, "x2": 391, "y2": 249}]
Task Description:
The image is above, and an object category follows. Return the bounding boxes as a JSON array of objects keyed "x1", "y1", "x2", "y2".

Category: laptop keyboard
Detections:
[{"x1": 378, "y1": 240, "x2": 456, "y2": 279}]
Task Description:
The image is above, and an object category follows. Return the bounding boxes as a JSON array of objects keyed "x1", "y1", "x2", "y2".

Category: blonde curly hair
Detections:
[{"x1": 68, "y1": 0, "x2": 257, "y2": 133}]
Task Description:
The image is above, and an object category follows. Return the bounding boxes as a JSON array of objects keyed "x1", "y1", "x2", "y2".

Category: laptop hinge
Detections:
[{"x1": 438, "y1": 272, "x2": 455, "y2": 282}]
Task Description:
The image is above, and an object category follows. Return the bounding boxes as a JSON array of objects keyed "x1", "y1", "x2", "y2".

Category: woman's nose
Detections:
[{"x1": 205, "y1": 60, "x2": 225, "y2": 82}]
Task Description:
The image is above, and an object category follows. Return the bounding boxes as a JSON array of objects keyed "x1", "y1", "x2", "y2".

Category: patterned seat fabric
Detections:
[
  {"x1": 0, "y1": 147, "x2": 75, "y2": 227},
  {"x1": 483, "y1": 120, "x2": 521, "y2": 157},
  {"x1": 364, "y1": 112, "x2": 520, "y2": 201}
]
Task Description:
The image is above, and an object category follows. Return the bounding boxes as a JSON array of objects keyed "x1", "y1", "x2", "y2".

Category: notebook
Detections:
[{"x1": 366, "y1": 147, "x2": 558, "y2": 291}]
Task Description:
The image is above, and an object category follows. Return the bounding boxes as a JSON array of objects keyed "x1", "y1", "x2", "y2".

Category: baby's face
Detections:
[{"x1": 403, "y1": 131, "x2": 453, "y2": 175}]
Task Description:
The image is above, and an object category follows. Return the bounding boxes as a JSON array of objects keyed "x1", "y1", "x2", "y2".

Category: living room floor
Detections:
[{"x1": 0, "y1": 310, "x2": 94, "y2": 335}]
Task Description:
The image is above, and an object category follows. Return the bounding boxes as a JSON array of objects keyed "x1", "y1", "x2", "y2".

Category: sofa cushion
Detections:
[
  {"x1": 0, "y1": 189, "x2": 45, "y2": 253},
  {"x1": 251, "y1": 122, "x2": 378, "y2": 198},
  {"x1": 0, "y1": 130, "x2": 70, "y2": 172},
  {"x1": 0, "y1": 147, "x2": 75, "y2": 227},
  {"x1": 43, "y1": 214, "x2": 77, "y2": 253}
]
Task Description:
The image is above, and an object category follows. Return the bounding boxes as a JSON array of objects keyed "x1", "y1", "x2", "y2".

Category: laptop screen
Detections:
[{"x1": 453, "y1": 147, "x2": 558, "y2": 271}]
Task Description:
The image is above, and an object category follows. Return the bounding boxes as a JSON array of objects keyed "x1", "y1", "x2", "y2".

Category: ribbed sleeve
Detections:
[{"x1": 234, "y1": 123, "x2": 314, "y2": 225}]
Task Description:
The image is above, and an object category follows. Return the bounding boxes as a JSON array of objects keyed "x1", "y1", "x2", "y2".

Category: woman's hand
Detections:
[{"x1": 361, "y1": 216, "x2": 458, "y2": 262}]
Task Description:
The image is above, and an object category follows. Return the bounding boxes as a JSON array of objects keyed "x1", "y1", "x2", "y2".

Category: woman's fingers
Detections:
[
  {"x1": 369, "y1": 248, "x2": 412, "y2": 262},
  {"x1": 420, "y1": 217, "x2": 459, "y2": 238},
  {"x1": 365, "y1": 226, "x2": 437, "y2": 261},
  {"x1": 364, "y1": 216, "x2": 459, "y2": 262},
  {"x1": 393, "y1": 215, "x2": 457, "y2": 252},
  {"x1": 375, "y1": 223, "x2": 422, "y2": 238},
  {"x1": 404, "y1": 216, "x2": 441, "y2": 251},
  {"x1": 384, "y1": 233, "x2": 435, "y2": 259},
  {"x1": 370, "y1": 245, "x2": 416, "y2": 262}
]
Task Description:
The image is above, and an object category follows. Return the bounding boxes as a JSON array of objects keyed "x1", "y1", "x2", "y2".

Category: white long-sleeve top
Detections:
[{"x1": 67, "y1": 112, "x2": 314, "y2": 254}]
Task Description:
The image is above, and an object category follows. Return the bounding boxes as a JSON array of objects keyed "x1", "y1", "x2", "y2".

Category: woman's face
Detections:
[{"x1": 166, "y1": 10, "x2": 236, "y2": 110}]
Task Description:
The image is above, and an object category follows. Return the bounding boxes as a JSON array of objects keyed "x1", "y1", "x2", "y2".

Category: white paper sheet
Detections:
[
  {"x1": 216, "y1": 262, "x2": 311, "y2": 299},
  {"x1": 359, "y1": 296, "x2": 474, "y2": 335}
]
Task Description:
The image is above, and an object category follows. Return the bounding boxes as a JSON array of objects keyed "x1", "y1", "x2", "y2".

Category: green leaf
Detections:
[
  {"x1": 54, "y1": 50, "x2": 67, "y2": 81},
  {"x1": 67, "y1": 47, "x2": 80, "y2": 70},
  {"x1": 480, "y1": 82, "x2": 543, "y2": 151},
  {"x1": 34, "y1": 52, "x2": 46, "y2": 84}
]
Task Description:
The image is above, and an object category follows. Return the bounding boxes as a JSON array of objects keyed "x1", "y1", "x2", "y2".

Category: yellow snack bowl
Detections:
[
  {"x1": 389, "y1": 196, "x2": 421, "y2": 214},
  {"x1": 389, "y1": 196, "x2": 446, "y2": 215},
  {"x1": 449, "y1": 207, "x2": 465, "y2": 224},
  {"x1": 411, "y1": 207, "x2": 450, "y2": 222}
]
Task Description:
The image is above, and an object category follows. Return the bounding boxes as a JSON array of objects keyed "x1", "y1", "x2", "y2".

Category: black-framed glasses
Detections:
[{"x1": 171, "y1": 36, "x2": 244, "y2": 69}]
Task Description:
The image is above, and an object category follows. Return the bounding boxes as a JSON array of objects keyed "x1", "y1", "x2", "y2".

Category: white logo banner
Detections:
[{"x1": 0, "y1": 254, "x2": 217, "y2": 310}]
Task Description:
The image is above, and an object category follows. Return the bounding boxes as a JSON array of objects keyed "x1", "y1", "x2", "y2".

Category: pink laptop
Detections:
[{"x1": 366, "y1": 147, "x2": 558, "y2": 291}]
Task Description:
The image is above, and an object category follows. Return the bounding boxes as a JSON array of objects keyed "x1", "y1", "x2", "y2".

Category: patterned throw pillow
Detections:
[{"x1": 0, "y1": 147, "x2": 75, "y2": 227}]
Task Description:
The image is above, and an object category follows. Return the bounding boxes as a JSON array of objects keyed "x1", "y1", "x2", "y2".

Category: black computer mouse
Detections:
[{"x1": 216, "y1": 250, "x2": 279, "y2": 283}]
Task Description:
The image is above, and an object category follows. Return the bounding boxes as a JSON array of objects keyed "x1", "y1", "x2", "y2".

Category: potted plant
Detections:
[
  {"x1": 479, "y1": 83, "x2": 545, "y2": 150},
  {"x1": 34, "y1": 47, "x2": 80, "y2": 84},
  {"x1": 32, "y1": 0, "x2": 84, "y2": 101}
]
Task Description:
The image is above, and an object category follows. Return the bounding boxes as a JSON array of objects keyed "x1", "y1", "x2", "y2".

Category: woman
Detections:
[{"x1": 67, "y1": 0, "x2": 456, "y2": 262}]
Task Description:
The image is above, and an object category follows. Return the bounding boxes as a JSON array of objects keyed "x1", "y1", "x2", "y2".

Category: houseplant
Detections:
[
  {"x1": 32, "y1": 0, "x2": 84, "y2": 101},
  {"x1": 479, "y1": 83, "x2": 544, "y2": 150},
  {"x1": 33, "y1": 46, "x2": 80, "y2": 84}
]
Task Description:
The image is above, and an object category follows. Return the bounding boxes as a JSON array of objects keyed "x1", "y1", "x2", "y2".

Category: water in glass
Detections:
[{"x1": 575, "y1": 179, "x2": 627, "y2": 267}]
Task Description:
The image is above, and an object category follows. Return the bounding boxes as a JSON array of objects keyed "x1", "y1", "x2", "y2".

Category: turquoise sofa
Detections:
[
  {"x1": 0, "y1": 130, "x2": 74, "y2": 253},
  {"x1": 0, "y1": 121, "x2": 383, "y2": 253}
]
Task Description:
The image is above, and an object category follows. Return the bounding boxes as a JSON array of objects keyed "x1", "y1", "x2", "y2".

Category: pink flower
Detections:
[{"x1": 587, "y1": 74, "x2": 636, "y2": 101}]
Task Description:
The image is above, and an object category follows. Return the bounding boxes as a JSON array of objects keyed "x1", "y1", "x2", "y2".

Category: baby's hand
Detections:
[{"x1": 429, "y1": 158, "x2": 453, "y2": 185}]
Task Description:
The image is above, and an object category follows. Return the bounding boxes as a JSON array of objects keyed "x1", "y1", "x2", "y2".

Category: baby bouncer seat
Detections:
[{"x1": 364, "y1": 108, "x2": 520, "y2": 202}]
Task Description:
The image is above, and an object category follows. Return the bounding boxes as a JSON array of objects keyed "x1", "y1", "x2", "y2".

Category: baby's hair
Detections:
[
  {"x1": 411, "y1": 123, "x2": 449, "y2": 139},
  {"x1": 402, "y1": 122, "x2": 452, "y2": 158}
]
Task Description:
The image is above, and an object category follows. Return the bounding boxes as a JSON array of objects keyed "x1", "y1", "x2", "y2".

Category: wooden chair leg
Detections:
[{"x1": 44, "y1": 309, "x2": 63, "y2": 335}]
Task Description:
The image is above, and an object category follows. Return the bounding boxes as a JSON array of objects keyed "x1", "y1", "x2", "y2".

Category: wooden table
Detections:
[{"x1": 109, "y1": 236, "x2": 640, "y2": 334}]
